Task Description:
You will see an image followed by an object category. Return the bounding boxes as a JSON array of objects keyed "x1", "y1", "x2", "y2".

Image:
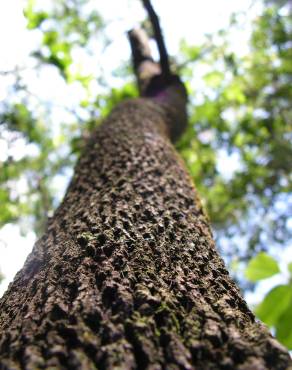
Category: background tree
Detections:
[{"x1": 0, "y1": 0, "x2": 291, "y2": 352}]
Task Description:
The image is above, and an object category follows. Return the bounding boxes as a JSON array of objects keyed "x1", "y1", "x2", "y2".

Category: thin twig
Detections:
[{"x1": 0, "y1": 67, "x2": 27, "y2": 76}]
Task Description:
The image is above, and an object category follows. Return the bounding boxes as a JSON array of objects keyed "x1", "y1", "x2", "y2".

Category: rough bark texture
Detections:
[{"x1": 0, "y1": 97, "x2": 291, "y2": 369}]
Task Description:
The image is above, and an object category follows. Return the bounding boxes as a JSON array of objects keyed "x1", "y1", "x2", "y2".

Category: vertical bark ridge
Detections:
[{"x1": 0, "y1": 99, "x2": 291, "y2": 369}]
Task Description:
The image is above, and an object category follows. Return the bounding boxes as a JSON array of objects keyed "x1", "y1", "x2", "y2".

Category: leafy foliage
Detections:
[
  {"x1": 256, "y1": 285, "x2": 291, "y2": 327},
  {"x1": 245, "y1": 254, "x2": 292, "y2": 349},
  {"x1": 24, "y1": 0, "x2": 104, "y2": 80},
  {"x1": 177, "y1": 0, "x2": 292, "y2": 263}
]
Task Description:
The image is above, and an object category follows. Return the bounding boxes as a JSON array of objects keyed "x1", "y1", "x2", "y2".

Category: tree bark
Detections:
[{"x1": 0, "y1": 94, "x2": 291, "y2": 369}]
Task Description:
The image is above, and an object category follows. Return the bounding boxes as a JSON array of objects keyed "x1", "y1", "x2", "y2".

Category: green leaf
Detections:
[
  {"x1": 256, "y1": 285, "x2": 292, "y2": 326},
  {"x1": 288, "y1": 262, "x2": 292, "y2": 276},
  {"x1": 276, "y1": 300, "x2": 292, "y2": 350},
  {"x1": 245, "y1": 252, "x2": 280, "y2": 282}
]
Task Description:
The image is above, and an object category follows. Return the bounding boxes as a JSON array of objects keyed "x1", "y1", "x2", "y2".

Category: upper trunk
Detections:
[{"x1": 0, "y1": 94, "x2": 291, "y2": 369}]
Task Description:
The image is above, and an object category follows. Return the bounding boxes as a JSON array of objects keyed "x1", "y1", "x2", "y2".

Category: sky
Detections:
[{"x1": 0, "y1": 0, "x2": 286, "y2": 303}]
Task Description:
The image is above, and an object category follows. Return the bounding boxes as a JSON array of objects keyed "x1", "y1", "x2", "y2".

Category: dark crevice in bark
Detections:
[{"x1": 124, "y1": 322, "x2": 149, "y2": 370}]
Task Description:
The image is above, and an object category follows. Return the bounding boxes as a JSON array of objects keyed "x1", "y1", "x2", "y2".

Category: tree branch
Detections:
[
  {"x1": 128, "y1": 28, "x2": 161, "y2": 95},
  {"x1": 141, "y1": 0, "x2": 171, "y2": 78},
  {"x1": 128, "y1": 28, "x2": 154, "y2": 75}
]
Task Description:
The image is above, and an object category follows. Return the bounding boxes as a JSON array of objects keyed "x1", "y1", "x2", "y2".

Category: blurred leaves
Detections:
[
  {"x1": 177, "y1": 0, "x2": 292, "y2": 263},
  {"x1": 24, "y1": 0, "x2": 104, "y2": 80},
  {"x1": 245, "y1": 252, "x2": 280, "y2": 282}
]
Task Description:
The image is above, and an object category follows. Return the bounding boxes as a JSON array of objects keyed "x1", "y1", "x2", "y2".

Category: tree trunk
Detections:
[{"x1": 0, "y1": 95, "x2": 291, "y2": 369}]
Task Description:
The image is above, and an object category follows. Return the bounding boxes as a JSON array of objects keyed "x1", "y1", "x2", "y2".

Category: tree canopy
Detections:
[{"x1": 0, "y1": 0, "x2": 291, "y2": 350}]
